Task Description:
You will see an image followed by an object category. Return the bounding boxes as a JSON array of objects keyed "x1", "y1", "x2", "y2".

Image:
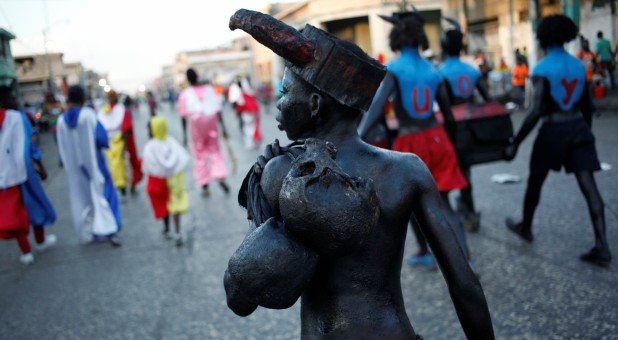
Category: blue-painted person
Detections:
[
  {"x1": 358, "y1": 9, "x2": 477, "y2": 273},
  {"x1": 437, "y1": 17, "x2": 492, "y2": 233},
  {"x1": 504, "y1": 14, "x2": 611, "y2": 267}
]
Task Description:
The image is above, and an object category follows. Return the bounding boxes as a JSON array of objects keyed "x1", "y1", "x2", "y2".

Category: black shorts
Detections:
[{"x1": 530, "y1": 118, "x2": 601, "y2": 174}]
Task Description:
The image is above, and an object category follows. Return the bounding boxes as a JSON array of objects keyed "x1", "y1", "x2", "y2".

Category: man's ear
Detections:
[{"x1": 309, "y1": 92, "x2": 322, "y2": 118}]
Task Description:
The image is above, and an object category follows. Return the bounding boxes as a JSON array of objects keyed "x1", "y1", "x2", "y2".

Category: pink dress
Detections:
[{"x1": 177, "y1": 85, "x2": 228, "y2": 186}]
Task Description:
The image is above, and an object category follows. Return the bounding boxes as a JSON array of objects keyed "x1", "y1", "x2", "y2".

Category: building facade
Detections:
[
  {"x1": 441, "y1": 0, "x2": 618, "y2": 70},
  {"x1": 160, "y1": 0, "x2": 617, "y2": 96},
  {"x1": 14, "y1": 52, "x2": 66, "y2": 104},
  {"x1": 162, "y1": 0, "x2": 444, "y2": 95}
]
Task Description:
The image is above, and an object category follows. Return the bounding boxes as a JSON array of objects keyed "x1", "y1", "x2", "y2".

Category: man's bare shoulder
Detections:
[{"x1": 372, "y1": 149, "x2": 432, "y2": 183}]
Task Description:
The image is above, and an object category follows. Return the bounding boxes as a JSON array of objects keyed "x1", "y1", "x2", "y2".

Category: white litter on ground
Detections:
[
  {"x1": 491, "y1": 173, "x2": 522, "y2": 184},
  {"x1": 600, "y1": 162, "x2": 612, "y2": 171}
]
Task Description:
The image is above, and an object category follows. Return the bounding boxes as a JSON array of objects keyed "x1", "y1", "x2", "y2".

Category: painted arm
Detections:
[
  {"x1": 218, "y1": 111, "x2": 228, "y2": 139},
  {"x1": 504, "y1": 76, "x2": 545, "y2": 160},
  {"x1": 475, "y1": 79, "x2": 491, "y2": 102},
  {"x1": 357, "y1": 71, "x2": 396, "y2": 139},
  {"x1": 580, "y1": 82, "x2": 594, "y2": 127},
  {"x1": 412, "y1": 160, "x2": 494, "y2": 339},
  {"x1": 435, "y1": 81, "x2": 457, "y2": 142}
]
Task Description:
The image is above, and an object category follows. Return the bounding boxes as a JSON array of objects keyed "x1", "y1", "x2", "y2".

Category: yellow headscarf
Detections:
[{"x1": 150, "y1": 116, "x2": 167, "y2": 141}]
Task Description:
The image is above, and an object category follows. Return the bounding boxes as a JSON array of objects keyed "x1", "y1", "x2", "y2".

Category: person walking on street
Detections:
[
  {"x1": 147, "y1": 91, "x2": 157, "y2": 117},
  {"x1": 227, "y1": 75, "x2": 263, "y2": 150},
  {"x1": 504, "y1": 15, "x2": 611, "y2": 267},
  {"x1": 0, "y1": 86, "x2": 57, "y2": 264},
  {"x1": 358, "y1": 10, "x2": 476, "y2": 274},
  {"x1": 596, "y1": 31, "x2": 615, "y2": 89},
  {"x1": 177, "y1": 68, "x2": 230, "y2": 196},
  {"x1": 511, "y1": 55, "x2": 529, "y2": 108},
  {"x1": 97, "y1": 90, "x2": 143, "y2": 199},
  {"x1": 437, "y1": 17, "x2": 492, "y2": 233},
  {"x1": 142, "y1": 116, "x2": 190, "y2": 246},
  {"x1": 57, "y1": 85, "x2": 122, "y2": 246},
  {"x1": 576, "y1": 36, "x2": 600, "y2": 88}
]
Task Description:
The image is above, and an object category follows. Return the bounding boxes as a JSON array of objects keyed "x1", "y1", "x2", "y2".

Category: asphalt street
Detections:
[{"x1": 1, "y1": 93, "x2": 617, "y2": 339}]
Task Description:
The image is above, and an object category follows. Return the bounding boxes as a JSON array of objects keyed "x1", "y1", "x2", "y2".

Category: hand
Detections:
[
  {"x1": 37, "y1": 167, "x2": 48, "y2": 181},
  {"x1": 503, "y1": 144, "x2": 518, "y2": 161},
  {"x1": 33, "y1": 160, "x2": 48, "y2": 180},
  {"x1": 254, "y1": 139, "x2": 284, "y2": 175}
]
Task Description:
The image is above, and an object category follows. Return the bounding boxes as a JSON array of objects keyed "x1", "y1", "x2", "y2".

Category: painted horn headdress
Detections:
[
  {"x1": 441, "y1": 17, "x2": 464, "y2": 55},
  {"x1": 378, "y1": 6, "x2": 428, "y2": 51},
  {"x1": 229, "y1": 9, "x2": 386, "y2": 111}
]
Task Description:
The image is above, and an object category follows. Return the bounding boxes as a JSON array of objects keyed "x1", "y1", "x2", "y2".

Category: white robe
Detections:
[
  {"x1": 57, "y1": 107, "x2": 119, "y2": 243},
  {"x1": 97, "y1": 103, "x2": 125, "y2": 139},
  {"x1": 141, "y1": 136, "x2": 189, "y2": 179},
  {"x1": 0, "y1": 109, "x2": 27, "y2": 189}
]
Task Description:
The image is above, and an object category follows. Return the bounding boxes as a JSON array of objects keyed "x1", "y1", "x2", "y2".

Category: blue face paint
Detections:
[
  {"x1": 438, "y1": 56, "x2": 481, "y2": 99},
  {"x1": 388, "y1": 47, "x2": 442, "y2": 119},
  {"x1": 533, "y1": 47, "x2": 586, "y2": 111}
]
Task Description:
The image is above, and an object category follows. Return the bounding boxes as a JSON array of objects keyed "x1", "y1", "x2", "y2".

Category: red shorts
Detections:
[
  {"x1": 0, "y1": 186, "x2": 30, "y2": 239},
  {"x1": 146, "y1": 176, "x2": 170, "y2": 219},
  {"x1": 393, "y1": 126, "x2": 468, "y2": 192},
  {"x1": 367, "y1": 139, "x2": 390, "y2": 150}
]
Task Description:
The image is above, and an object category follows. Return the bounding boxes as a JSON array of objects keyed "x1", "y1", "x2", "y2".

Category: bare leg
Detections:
[
  {"x1": 574, "y1": 170, "x2": 611, "y2": 266},
  {"x1": 172, "y1": 214, "x2": 183, "y2": 246},
  {"x1": 506, "y1": 169, "x2": 550, "y2": 242},
  {"x1": 181, "y1": 117, "x2": 188, "y2": 146},
  {"x1": 458, "y1": 166, "x2": 481, "y2": 232},
  {"x1": 409, "y1": 214, "x2": 429, "y2": 255},
  {"x1": 173, "y1": 214, "x2": 181, "y2": 234},
  {"x1": 162, "y1": 215, "x2": 171, "y2": 239},
  {"x1": 407, "y1": 214, "x2": 435, "y2": 268}
]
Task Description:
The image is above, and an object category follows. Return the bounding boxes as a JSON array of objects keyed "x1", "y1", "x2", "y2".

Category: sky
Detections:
[{"x1": 0, "y1": 0, "x2": 298, "y2": 93}]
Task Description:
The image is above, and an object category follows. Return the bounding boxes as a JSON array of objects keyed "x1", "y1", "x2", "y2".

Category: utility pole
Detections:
[
  {"x1": 42, "y1": 0, "x2": 54, "y2": 95},
  {"x1": 43, "y1": 27, "x2": 54, "y2": 94},
  {"x1": 528, "y1": 0, "x2": 541, "y2": 70},
  {"x1": 509, "y1": 0, "x2": 515, "y2": 68}
]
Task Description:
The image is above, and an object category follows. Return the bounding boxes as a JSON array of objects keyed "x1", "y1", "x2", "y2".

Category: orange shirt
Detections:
[
  {"x1": 576, "y1": 50, "x2": 597, "y2": 81},
  {"x1": 511, "y1": 64, "x2": 529, "y2": 86}
]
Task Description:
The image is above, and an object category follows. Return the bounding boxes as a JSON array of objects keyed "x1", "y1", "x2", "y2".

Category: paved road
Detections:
[{"x1": 1, "y1": 96, "x2": 617, "y2": 339}]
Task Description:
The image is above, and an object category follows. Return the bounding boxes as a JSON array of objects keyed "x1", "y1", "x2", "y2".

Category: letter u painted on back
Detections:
[{"x1": 412, "y1": 87, "x2": 431, "y2": 114}]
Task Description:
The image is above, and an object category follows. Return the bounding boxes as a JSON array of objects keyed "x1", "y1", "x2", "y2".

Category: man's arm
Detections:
[
  {"x1": 504, "y1": 75, "x2": 545, "y2": 161},
  {"x1": 411, "y1": 160, "x2": 494, "y2": 339},
  {"x1": 580, "y1": 81, "x2": 595, "y2": 127},
  {"x1": 357, "y1": 71, "x2": 395, "y2": 139},
  {"x1": 513, "y1": 76, "x2": 548, "y2": 146},
  {"x1": 435, "y1": 81, "x2": 457, "y2": 143},
  {"x1": 475, "y1": 79, "x2": 492, "y2": 102}
]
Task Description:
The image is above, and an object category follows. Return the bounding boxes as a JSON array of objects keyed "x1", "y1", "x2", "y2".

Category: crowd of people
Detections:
[
  {"x1": 0, "y1": 66, "x2": 266, "y2": 263},
  {"x1": 0, "y1": 6, "x2": 614, "y2": 339},
  {"x1": 222, "y1": 9, "x2": 613, "y2": 338},
  {"x1": 357, "y1": 13, "x2": 612, "y2": 270}
]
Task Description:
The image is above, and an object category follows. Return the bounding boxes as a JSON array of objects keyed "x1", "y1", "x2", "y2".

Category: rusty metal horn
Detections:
[{"x1": 229, "y1": 9, "x2": 315, "y2": 66}]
